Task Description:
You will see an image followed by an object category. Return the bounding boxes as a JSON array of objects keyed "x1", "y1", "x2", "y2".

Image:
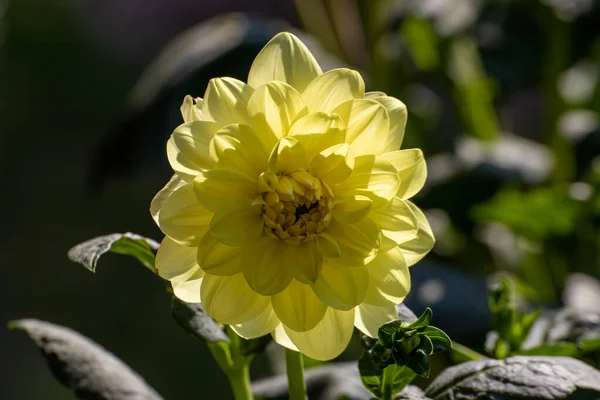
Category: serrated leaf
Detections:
[
  {"x1": 404, "y1": 349, "x2": 430, "y2": 378},
  {"x1": 421, "y1": 326, "x2": 452, "y2": 353},
  {"x1": 358, "y1": 351, "x2": 383, "y2": 397},
  {"x1": 409, "y1": 308, "x2": 432, "y2": 330},
  {"x1": 171, "y1": 297, "x2": 229, "y2": 343},
  {"x1": 68, "y1": 233, "x2": 159, "y2": 274},
  {"x1": 515, "y1": 343, "x2": 580, "y2": 357},
  {"x1": 10, "y1": 319, "x2": 163, "y2": 400}
]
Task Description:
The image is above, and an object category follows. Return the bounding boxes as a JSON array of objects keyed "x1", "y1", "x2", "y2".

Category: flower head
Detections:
[{"x1": 151, "y1": 32, "x2": 434, "y2": 360}]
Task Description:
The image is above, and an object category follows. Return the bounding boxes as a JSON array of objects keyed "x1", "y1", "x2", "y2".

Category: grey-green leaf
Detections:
[
  {"x1": 68, "y1": 233, "x2": 159, "y2": 274},
  {"x1": 11, "y1": 319, "x2": 163, "y2": 400},
  {"x1": 171, "y1": 297, "x2": 229, "y2": 343},
  {"x1": 425, "y1": 356, "x2": 600, "y2": 400}
]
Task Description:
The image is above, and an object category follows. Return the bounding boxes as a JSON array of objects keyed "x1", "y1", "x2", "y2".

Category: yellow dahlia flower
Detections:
[{"x1": 151, "y1": 32, "x2": 434, "y2": 361}]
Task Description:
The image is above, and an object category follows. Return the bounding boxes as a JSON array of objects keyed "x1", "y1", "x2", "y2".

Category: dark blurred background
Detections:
[{"x1": 3, "y1": 0, "x2": 600, "y2": 398}]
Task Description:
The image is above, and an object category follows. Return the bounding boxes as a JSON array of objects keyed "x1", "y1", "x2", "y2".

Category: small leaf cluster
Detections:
[
  {"x1": 359, "y1": 308, "x2": 451, "y2": 399},
  {"x1": 485, "y1": 278, "x2": 541, "y2": 359},
  {"x1": 486, "y1": 278, "x2": 600, "y2": 361},
  {"x1": 375, "y1": 308, "x2": 451, "y2": 378}
]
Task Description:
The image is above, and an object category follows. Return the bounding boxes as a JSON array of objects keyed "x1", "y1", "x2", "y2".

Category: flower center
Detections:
[{"x1": 254, "y1": 171, "x2": 332, "y2": 245}]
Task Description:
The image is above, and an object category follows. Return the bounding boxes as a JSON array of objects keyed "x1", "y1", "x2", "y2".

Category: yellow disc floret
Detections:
[{"x1": 255, "y1": 171, "x2": 332, "y2": 244}]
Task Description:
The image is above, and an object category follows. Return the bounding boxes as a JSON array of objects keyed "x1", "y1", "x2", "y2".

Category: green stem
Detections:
[
  {"x1": 285, "y1": 348, "x2": 307, "y2": 400},
  {"x1": 208, "y1": 329, "x2": 255, "y2": 400},
  {"x1": 381, "y1": 365, "x2": 394, "y2": 400},
  {"x1": 226, "y1": 363, "x2": 254, "y2": 400}
]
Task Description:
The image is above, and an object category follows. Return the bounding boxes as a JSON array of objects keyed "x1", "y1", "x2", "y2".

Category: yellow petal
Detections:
[
  {"x1": 302, "y1": 68, "x2": 365, "y2": 113},
  {"x1": 248, "y1": 32, "x2": 322, "y2": 93},
  {"x1": 209, "y1": 206, "x2": 264, "y2": 247},
  {"x1": 288, "y1": 112, "x2": 346, "y2": 165},
  {"x1": 292, "y1": 242, "x2": 323, "y2": 284},
  {"x1": 271, "y1": 324, "x2": 299, "y2": 351},
  {"x1": 193, "y1": 169, "x2": 257, "y2": 213},
  {"x1": 180, "y1": 95, "x2": 203, "y2": 122},
  {"x1": 366, "y1": 247, "x2": 411, "y2": 304},
  {"x1": 167, "y1": 121, "x2": 220, "y2": 180},
  {"x1": 155, "y1": 236, "x2": 199, "y2": 280},
  {"x1": 272, "y1": 279, "x2": 328, "y2": 332},
  {"x1": 332, "y1": 195, "x2": 373, "y2": 224},
  {"x1": 333, "y1": 155, "x2": 400, "y2": 208},
  {"x1": 332, "y1": 99, "x2": 389, "y2": 156},
  {"x1": 248, "y1": 81, "x2": 308, "y2": 147},
  {"x1": 268, "y1": 137, "x2": 306, "y2": 174},
  {"x1": 379, "y1": 149, "x2": 427, "y2": 199},
  {"x1": 311, "y1": 260, "x2": 368, "y2": 310},
  {"x1": 327, "y1": 217, "x2": 381, "y2": 266},
  {"x1": 398, "y1": 201, "x2": 435, "y2": 266},
  {"x1": 309, "y1": 143, "x2": 354, "y2": 185},
  {"x1": 150, "y1": 174, "x2": 186, "y2": 225},
  {"x1": 210, "y1": 124, "x2": 268, "y2": 179},
  {"x1": 284, "y1": 308, "x2": 355, "y2": 361},
  {"x1": 240, "y1": 237, "x2": 295, "y2": 295},
  {"x1": 231, "y1": 305, "x2": 280, "y2": 339},
  {"x1": 366, "y1": 95, "x2": 407, "y2": 151},
  {"x1": 157, "y1": 183, "x2": 212, "y2": 246},
  {"x1": 364, "y1": 91, "x2": 387, "y2": 99},
  {"x1": 201, "y1": 273, "x2": 269, "y2": 324},
  {"x1": 171, "y1": 274, "x2": 204, "y2": 304},
  {"x1": 316, "y1": 232, "x2": 341, "y2": 258},
  {"x1": 354, "y1": 303, "x2": 398, "y2": 338},
  {"x1": 197, "y1": 233, "x2": 243, "y2": 276},
  {"x1": 202, "y1": 77, "x2": 253, "y2": 126},
  {"x1": 370, "y1": 196, "x2": 418, "y2": 251}
]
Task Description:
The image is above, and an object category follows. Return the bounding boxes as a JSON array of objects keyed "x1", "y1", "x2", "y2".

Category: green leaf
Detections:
[
  {"x1": 358, "y1": 351, "x2": 382, "y2": 397},
  {"x1": 371, "y1": 343, "x2": 394, "y2": 372},
  {"x1": 518, "y1": 309, "x2": 541, "y2": 341},
  {"x1": 419, "y1": 335, "x2": 434, "y2": 355},
  {"x1": 171, "y1": 297, "x2": 229, "y2": 343},
  {"x1": 404, "y1": 349, "x2": 430, "y2": 378},
  {"x1": 379, "y1": 320, "x2": 402, "y2": 347},
  {"x1": 421, "y1": 326, "x2": 451, "y2": 353},
  {"x1": 515, "y1": 343, "x2": 580, "y2": 357},
  {"x1": 450, "y1": 342, "x2": 486, "y2": 363},
  {"x1": 68, "y1": 233, "x2": 159, "y2": 274},
  {"x1": 391, "y1": 365, "x2": 417, "y2": 396},
  {"x1": 409, "y1": 308, "x2": 432, "y2": 330},
  {"x1": 488, "y1": 279, "x2": 510, "y2": 311},
  {"x1": 580, "y1": 337, "x2": 600, "y2": 352}
]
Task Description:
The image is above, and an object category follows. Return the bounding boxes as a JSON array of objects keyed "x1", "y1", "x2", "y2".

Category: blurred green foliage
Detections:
[{"x1": 295, "y1": 0, "x2": 600, "y2": 303}]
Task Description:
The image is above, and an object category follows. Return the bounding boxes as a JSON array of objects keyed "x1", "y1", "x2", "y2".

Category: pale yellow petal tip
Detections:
[
  {"x1": 283, "y1": 308, "x2": 355, "y2": 361},
  {"x1": 248, "y1": 31, "x2": 322, "y2": 92},
  {"x1": 172, "y1": 279, "x2": 202, "y2": 303}
]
